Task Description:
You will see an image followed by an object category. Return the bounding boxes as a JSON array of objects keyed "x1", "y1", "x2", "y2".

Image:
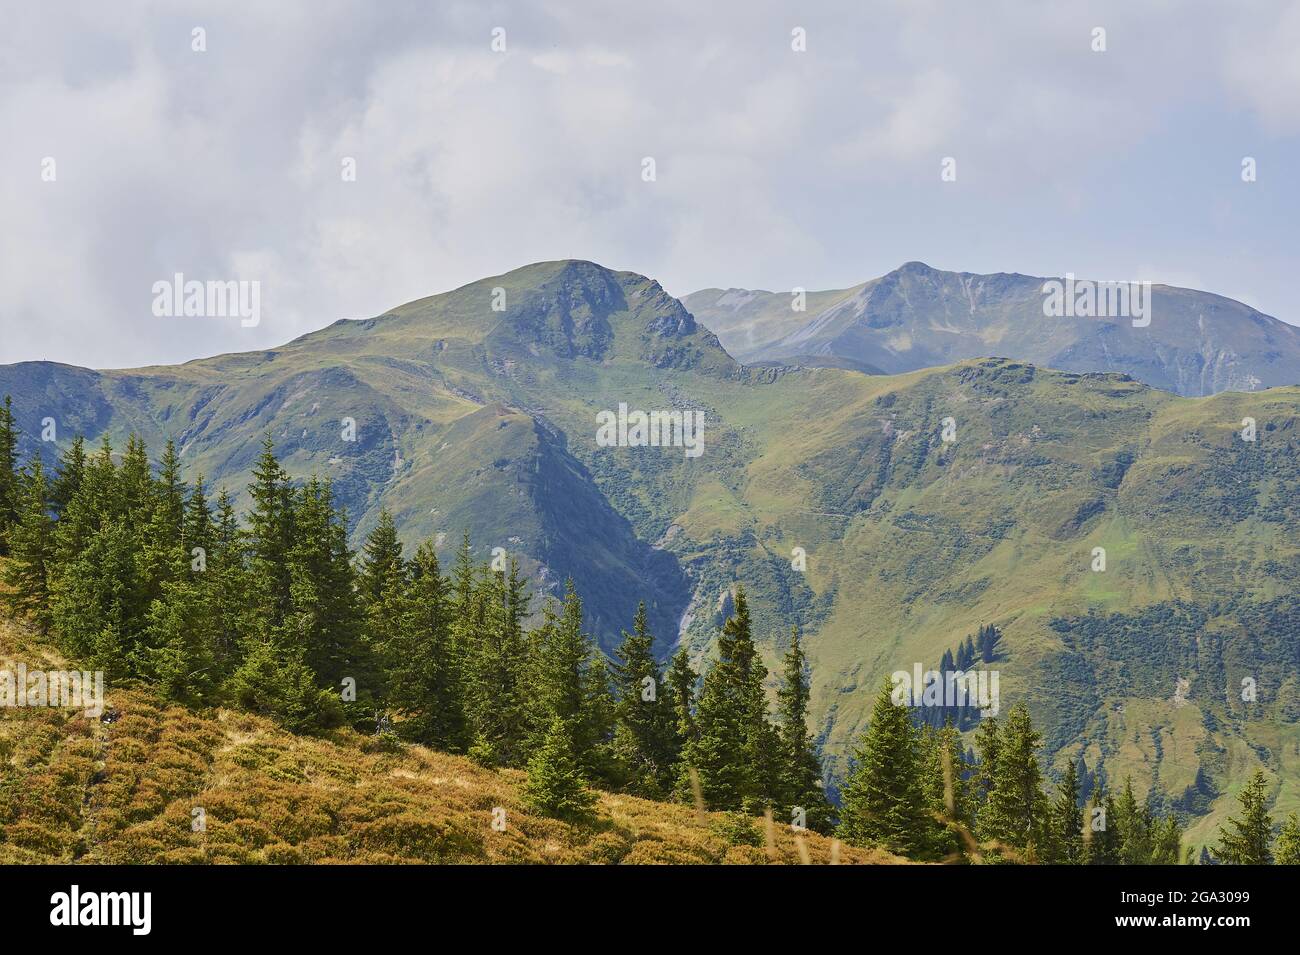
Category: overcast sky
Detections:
[{"x1": 3, "y1": 0, "x2": 1298, "y2": 368}]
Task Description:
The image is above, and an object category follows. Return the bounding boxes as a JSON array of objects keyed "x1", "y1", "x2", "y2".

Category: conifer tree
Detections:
[
  {"x1": 0, "y1": 395, "x2": 17, "y2": 554},
  {"x1": 837, "y1": 676, "x2": 929, "y2": 858},
  {"x1": 611, "y1": 603, "x2": 677, "y2": 796},
  {"x1": 142, "y1": 577, "x2": 218, "y2": 704},
  {"x1": 1212, "y1": 770, "x2": 1274, "y2": 865},
  {"x1": 979, "y1": 701, "x2": 1049, "y2": 861},
  {"x1": 387, "y1": 541, "x2": 467, "y2": 750},
  {"x1": 918, "y1": 722, "x2": 973, "y2": 857},
  {"x1": 1048, "y1": 756, "x2": 1083, "y2": 864},
  {"x1": 246, "y1": 435, "x2": 294, "y2": 635},
  {"x1": 3, "y1": 454, "x2": 54, "y2": 633},
  {"x1": 1114, "y1": 777, "x2": 1154, "y2": 865},
  {"x1": 358, "y1": 507, "x2": 404, "y2": 609},
  {"x1": 775, "y1": 627, "x2": 832, "y2": 833},
  {"x1": 523, "y1": 715, "x2": 597, "y2": 820},
  {"x1": 1275, "y1": 812, "x2": 1300, "y2": 865},
  {"x1": 679, "y1": 587, "x2": 778, "y2": 812},
  {"x1": 972, "y1": 714, "x2": 1001, "y2": 808},
  {"x1": 285, "y1": 477, "x2": 366, "y2": 694},
  {"x1": 464, "y1": 561, "x2": 531, "y2": 766},
  {"x1": 664, "y1": 646, "x2": 697, "y2": 759},
  {"x1": 50, "y1": 435, "x2": 86, "y2": 519},
  {"x1": 1082, "y1": 786, "x2": 1120, "y2": 864}
]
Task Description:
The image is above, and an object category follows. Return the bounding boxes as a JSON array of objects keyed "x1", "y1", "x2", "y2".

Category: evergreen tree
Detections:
[
  {"x1": 357, "y1": 507, "x2": 403, "y2": 609},
  {"x1": 1212, "y1": 770, "x2": 1274, "y2": 865},
  {"x1": 979, "y1": 701, "x2": 1049, "y2": 861},
  {"x1": 611, "y1": 603, "x2": 677, "y2": 796},
  {"x1": 141, "y1": 578, "x2": 218, "y2": 704},
  {"x1": 1114, "y1": 777, "x2": 1154, "y2": 865},
  {"x1": 285, "y1": 478, "x2": 366, "y2": 695},
  {"x1": 775, "y1": 627, "x2": 832, "y2": 833},
  {"x1": 1083, "y1": 786, "x2": 1120, "y2": 865},
  {"x1": 523, "y1": 716, "x2": 597, "y2": 820},
  {"x1": 3, "y1": 454, "x2": 54, "y2": 632},
  {"x1": 50, "y1": 435, "x2": 86, "y2": 519},
  {"x1": 464, "y1": 561, "x2": 531, "y2": 766},
  {"x1": 1275, "y1": 812, "x2": 1300, "y2": 865},
  {"x1": 246, "y1": 435, "x2": 294, "y2": 635},
  {"x1": 396, "y1": 541, "x2": 466, "y2": 748},
  {"x1": 0, "y1": 395, "x2": 17, "y2": 554},
  {"x1": 1048, "y1": 756, "x2": 1083, "y2": 864},
  {"x1": 679, "y1": 587, "x2": 779, "y2": 812},
  {"x1": 917, "y1": 722, "x2": 973, "y2": 857},
  {"x1": 838, "y1": 676, "x2": 929, "y2": 858},
  {"x1": 664, "y1": 647, "x2": 697, "y2": 754},
  {"x1": 972, "y1": 714, "x2": 1001, "y2": 808}
]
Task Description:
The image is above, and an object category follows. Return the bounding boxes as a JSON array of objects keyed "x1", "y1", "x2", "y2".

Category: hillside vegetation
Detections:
[{"x1": 0, "y1": 618, "x2": 889, "y2": 865}]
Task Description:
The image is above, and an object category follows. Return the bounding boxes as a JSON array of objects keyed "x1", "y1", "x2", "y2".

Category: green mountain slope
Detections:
[
  {"x1": 684, "y1": 262, "x2": 1300, "y2": 397},
  {"x1": 2, "y1": 259, "x2": 1298, "y2": 846}
]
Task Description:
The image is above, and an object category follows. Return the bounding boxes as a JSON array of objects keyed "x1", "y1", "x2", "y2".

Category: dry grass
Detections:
[{"x1": 0, "y1": 618, "x2": 900, "y2": 865}]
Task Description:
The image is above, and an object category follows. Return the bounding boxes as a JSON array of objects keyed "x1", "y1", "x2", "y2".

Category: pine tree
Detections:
[
  {"x1": 1083, "y1": 786, "x2": 1120, "y2": 864},
  {"x1": 142, "y1": 578, "x2": 218, "y2": 704},
  {"x1": 523, "y1": 716, "x2": 597, "y2": 820},
  {"x1": 979, "y1": 701, "x2": 1049, "y2": 861},
  {"x1": 611, "y1": 603, "x2": 678, "y2": 797},
  {"x1": 0, "y1": 395, "x2": 18, "y2": 554},
  {"x1": 1114, "y1": 777, "x2": 1154, "y2": 865},
  {"x1": 1048, "y1": 756, "x2": 1083, "y2": 864},
  {"x1": 3, "y1": 454, "x2": 54, "y2": 633},
  {"x1": 285, "y1": 478, "x2": 366, "y2": 694},
  {"x1": 972, "y1": 714, "x2": 1001, "y2": 808},
  {"x1": 664, "y1": 646, "x2": 697, "y2": 764},
  {"x1": 775, "y1": 627, "x2": 832, "y2": 833},
  {"x1": 464, "y1": 561, "x2": 531, "y2": 767},
  {"x1": 50, "y1": 435, "x2": 86, "y2": 519},
  {"x1": 207, "y1": 488, "x2": 250, "y2": 675},
  {"x1": 679, "y1": 587, "x2": 778, "y2": 812},
  {"x1": 246, "y1": 435, "x2": 294, "y2": 635},
  {"x1": 387, "y1": 540, "x2": 467, "y2": 750},
  {"x1": 357, "y1": 507, "x2": 403, "y2": 609},
  {"x1": 837, "y1": 676, "x2": 929, "y2": 858},
  {"x1": 182, "y1": 476, "x2": 213, "y2": 564},
  {"x1": 1275, "y1": 812, "x2": 1300, "y2": 865},
  {"x1": 1212, "y1": 770, "x2": 1274, "y2": 865}
]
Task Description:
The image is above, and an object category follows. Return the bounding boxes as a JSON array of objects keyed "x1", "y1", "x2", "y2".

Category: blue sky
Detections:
[{"x1": 2, "y1": 0, "x2": 1297, "y2": 368}]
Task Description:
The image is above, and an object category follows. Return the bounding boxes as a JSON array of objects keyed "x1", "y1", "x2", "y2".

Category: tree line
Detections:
[{"x1": 1, "y1": 400, "x2": 1296, "y2": 860}]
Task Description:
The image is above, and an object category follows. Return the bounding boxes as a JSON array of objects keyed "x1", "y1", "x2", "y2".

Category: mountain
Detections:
[
  {"x1": 683, "y1": 262, "x2": 1300, "y2": 397},
  {"x1": 3, "y1": 258, "x2": 1299, "y2": 848}
]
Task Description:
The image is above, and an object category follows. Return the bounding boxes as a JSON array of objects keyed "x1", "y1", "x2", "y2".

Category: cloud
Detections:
[{"x1": 1, "y1": 0, "x2": 1296, "y2": 369}]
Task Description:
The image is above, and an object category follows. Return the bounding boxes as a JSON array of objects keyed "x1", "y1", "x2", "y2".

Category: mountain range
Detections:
[
  {"x1": 684, "y1": 262, "x2": 1300, "y2": 397},
  {"x1": 3, "y1": 258, "x2": 1298, "y2": 849}
]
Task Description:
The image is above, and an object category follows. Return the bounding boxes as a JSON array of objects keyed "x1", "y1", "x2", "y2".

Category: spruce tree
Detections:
[
  {"x1": 0, "y1": 395, "x2": 17, "y2": 554},
  {"x1": 1049, "y1": 756, "x2": 1083, "y2": 864},
  {"x1": 523, "y1": 716, "x2": 597, "y2": 820},
  {"x1": 357, "y1": 507, "x2": 404, "y2": 609},
  {"x1": 1212, "y1": 770, "x2": 1274, "y2": 864},
  {"x1": 1275, "y1": 812, "x2": 1300, "y2": 865},
  {"x1": 837, "y1": 675, "x2": 929, "y2": 858},
  {"x1": 679, "y1": 587, "x2": 778, "y2": 812},
  {"x1": 979, "y1": 701, "x2": 1049, "y2": 861},
  {"x1": 388, "y1": 541, "x2": 467, "y2": 750},
  {"x1": 1114, "y1": 777, "x2": 1154, "y2": 864},
  {"x1": 611, "y1": 603, "x2": 677, "y2": 796},
  {"x1": 50, "y1": 434, "x2": 86, "y2": 519},
  {"x1": 775, "y1": 627, "x2": 832, "y2": 833},
  {"x1": 246, "y1": 435, "x2": 294, "y2": 635},
  {"x1": 3, "y1": 454, "x2": 54, "y2": 633}
]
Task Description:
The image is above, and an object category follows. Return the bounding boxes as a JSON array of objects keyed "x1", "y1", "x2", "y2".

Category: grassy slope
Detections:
[{"x1": 0, "y1": 617, "x2": 893, "y2": 865}]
